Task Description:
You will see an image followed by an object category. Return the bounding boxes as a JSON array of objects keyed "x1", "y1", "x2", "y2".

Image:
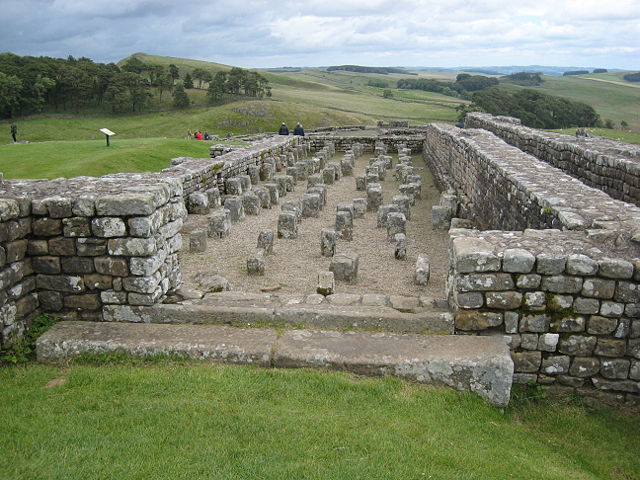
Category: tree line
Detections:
[
  {"x1": 0, "y1": 53, "x2": 271, "y2": 117},
  {"x1": 396, "y1": 74, "x2": 499, "y2": 99},
  {"x1": 463, "y1": 87, "x2": 600, "y2": 129},
  {"x1": 327, "y1": 65, "x2": 412, "y2": 75}
]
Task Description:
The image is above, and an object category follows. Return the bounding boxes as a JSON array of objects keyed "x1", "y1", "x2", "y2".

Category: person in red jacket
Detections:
[{"x1": 194, "y1": 130, "x2": 203, "y2": 140}]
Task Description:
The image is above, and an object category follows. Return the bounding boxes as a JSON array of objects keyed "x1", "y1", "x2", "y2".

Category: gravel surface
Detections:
[{"x1": 179, "y1": 152, "x2": 449, "y2": 299}]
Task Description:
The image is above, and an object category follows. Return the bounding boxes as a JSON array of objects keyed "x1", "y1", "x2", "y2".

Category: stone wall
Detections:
[
  {"x1": 307, "y1": 135, "x2": 425, "y2": 153},
  {"x1": 0, "y1": 135, "x2": 302, "y2": 348},
  {"x1": 465, "y1": 112, "x2": 640, "y2": 206},
  {"x1": 425, "y1": 122, "x2": 640, "y2": 404}
]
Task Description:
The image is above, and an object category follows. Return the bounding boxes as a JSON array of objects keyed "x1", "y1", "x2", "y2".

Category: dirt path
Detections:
[{"x1": 179, "y1": 151, "x2": 449, "y2": 299}]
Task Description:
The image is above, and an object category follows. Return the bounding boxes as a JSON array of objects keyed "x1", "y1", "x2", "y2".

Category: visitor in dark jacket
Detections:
[
  {"x1": 278, "y1": 122, "x2": 289, "y2": 135},
  {"x1": 293, "y1": 123, "x2": 305, "y2": 136}
]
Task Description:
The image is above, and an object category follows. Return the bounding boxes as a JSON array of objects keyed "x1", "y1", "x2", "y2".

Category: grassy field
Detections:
[
  {"x1": 0, "y1": 137, "x2": 230, "y2": 179},
  {"x1": 1, "y1": 360, "x2": 638, "y2": 480}
]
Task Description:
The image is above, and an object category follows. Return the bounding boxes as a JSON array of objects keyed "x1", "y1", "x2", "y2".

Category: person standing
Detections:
[
  {"x1": 278, "y1": 122, "x2": 289, "y2": 135},
  {"x1": 10, "y1": 121, "x2": 17, "y2": 142},
  {"x1": 293, "y1": 122, "x2": 305, "y2": 136}
]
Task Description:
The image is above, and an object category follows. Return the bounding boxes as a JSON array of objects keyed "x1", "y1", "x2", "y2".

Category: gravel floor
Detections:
[{"x1": 179, "y1": 151, "x2": 449, "y2": 299}]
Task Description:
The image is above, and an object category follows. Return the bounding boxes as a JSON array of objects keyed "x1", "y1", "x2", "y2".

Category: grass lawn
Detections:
[
  {"x1": 1, "y1": 361, "x2": 638, "y2": 480},
  {"x1": 0, "y1": 137, "x2": 222, "y2": 179},
  {"x1": 551, "y1": 128, "x2": 640, "y2": 146}
]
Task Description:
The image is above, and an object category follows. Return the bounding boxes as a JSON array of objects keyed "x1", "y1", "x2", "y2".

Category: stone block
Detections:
[
  {"x1": 541, "y1": 275, "x2": 582, "y2": 294},
  {"x1": 566, "y1": 254, "x2": 598, "y2": 276},
  {"x1": 456, "y1": 273, "x2": 514, "y2": 292},
  {"x1": 451, "y1": 237, "x2": 500, "y2": 273},
  {"x1": 33, "y1": 256, "x2": 61, "y2": 275},
  {"x1": 108, "y1": 237, "x2": 156, "y2": 257},
  {"x1": 377, "y1": 204, "x2": 400, "y2": 228},
  {"x1": 320, "y1": 229, "x2": 337, "y2": 257},
  {"x1": 225, "y1": 177, "x2": 243, "y2": 195},
  {"x1": 247, "y1": 165, "x2": 261, "y2": 185},
  {"x1": 355, "y1": 176, "x2": 366, "y2": 191},
  {"x1": 63, "y1": 217, "x2": 92, "y2": 238},
  {"x1": 386, "y1": 212, "x2": 406, "y2": 241},
  {"x1": 503, "y1": 248, "x2": 535, "y2": 273},
  {"x1": 263, "y1": 183, "x2": 279, "y2": 205},
  {"x1": 538, "y1": 333, "x2": 559, "y2": 352},
  {"x1": 61, "y1": 257, "x2": 94, "y2": 274},
  {"x1": 253, "y1": 186, "x2": 271, "y2": 209},
  {"x1": 394, "y1": 233, "x2": 406, "y2": 260},
  {"x1": 208, "y1": 210, "x2": 231, "y2": 238},
  {"x1": 392, "y1": 195, "x2": 411, "y2": 220},
  {"x1": 277, "y1": 213, "x2": 298, "y2": 239},
  {"x1": 281, "y1": 200, "x2": 302, "y2": 220},
  {"x1": 256, "y1": 230, "x2": 275, "y2": 254},
  {"x1": 569, "y1": 357, "x2": 600, "y2": 377},
  {"x1": 187, "y1": 192, "x2": 209, "y2": 215},
  {"x1": 511, "y1": 351, "x2": 541, "y2": 373},
  {"x1": 189, "y1": 230, "x2": 207, "y2": 253},
  {"x1": 581, "y1": 278, "x2": 615, "y2": 299},
  {"x1": 519, "y1": 314, "x2": 550, "y2": 333},
  {"x1": 301, "y1": 193, "x2": 321, "y2": 218},
  {"x1": 307, "y1": 186, "x2": 327, "y2": 206},
  {"x1": 431, "y1": 205, "x2": 451, "y2": 230},
  {"x1": 485, "y1": 291, "x2": 523, "y2": 309},
  {"x1": 594, "y1": 338, "x2": 626, "y2": 357},
  {"x1": 550, "y1": 315, "x2": 586, "y2": 333},
  {"x1": 238, "y1": 174, "x2": 252, "y2": 192},
  {"x1": 559, "y1": 335, "x2": 597, "y2": 356},
  {"x1": 598, "y1": 258, "x2": 634, "y2": 279},
  {"x1": 242, "y1": 191, "x2": 261, "y2": 216},
  {"x1": 91, "y1": 217, "x2": 127, "y2": 238},
  {"x1": 224, "y1": 196, "x2": 245, "y2": 222},
  {"x1": 541, "y1": 355, "x2": 570, "y2": 375},
  {"x1": 247, "y1": 249, "x2": 265, "y2": 276},
  {"x1": 329, "y1": 252, "x2": 359, "y2": 283},
  {"x1": 614, "y1": 281, "x2": 640, "y2": 303},
  {"x1": 366, "y1": 183, "x2": 383, "y2": 212},
  {"x1": 415, "y1": 253, "x2": 430, "y2": 285},
  {"x1": 317, "y1": 271, "x2": 335, "y2": 296},
  {"x1": 94, "y1": 257, "x2": 129, "y2": 277},
  {"x1": 574, "y1": 297, "x2": 600, "y2": 314},
  {"x1": 600, "y1": 301, "x2": 624, "y2": 317},
  {"x1": 600, "y1": 359, "x2": 631, "y2": 379},
  {"x1": 273, "y1": 175, "x2": 289, "y2": 197},
  {"x1": 322, "y1": 168, "x2": 335, "y2": 185},
  {"x1": 352, "y1": 198, "x2": 367, "y2": 218},
  {"x1": 586, "y1": 315, "x2": 618, "y2": 335},
  {"x1": 536, "y1": 253, "x2": 566, "y2": 275}
]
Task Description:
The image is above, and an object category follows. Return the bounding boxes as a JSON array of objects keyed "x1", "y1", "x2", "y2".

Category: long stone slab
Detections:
[
  {"x1": 274, "y1": 330, "x2": 514, "y2": 407},
  {"x1": 36, "y1": 321, "x2": 276, "y2": 366},
  {"x1": 101, "y1": 302, "x2": 453, "y2": 334},
  {"x1": 37, "y1": 321, "x2": 513, "y2": 406}
]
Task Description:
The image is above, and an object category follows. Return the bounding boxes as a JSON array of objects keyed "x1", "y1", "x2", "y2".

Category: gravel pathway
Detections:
[{"x1": 179, "y1": 152, "x2": 449, "y2": 299}]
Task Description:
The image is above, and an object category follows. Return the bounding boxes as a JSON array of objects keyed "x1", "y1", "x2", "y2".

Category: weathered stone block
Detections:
[
  {"x1": 569, "y1": 357, "x2": 600, "y2": 377},
  {"x1": 208, "y1": 210, "x2": 231, "y2": 238},
  {"x1": 455, "y1": 310, "x2": 502, "y2": 331},
  {"x1": 456, "y1": 273, "x2": 514, "y2": 292},
  {"x1": 538, "y1": 333, "x2": 559, "y2": 352},
  {"x1": 566, "y1": 254, "x2": 598, "y2": 276},
  {"x1": 225, "y1": 177, "x2": 243, "y2": 195},
  {"x1": 63, "y1": 293, "x2": 101, "y2": 310},
  {"x1": 452, "y1": 237, "x2": 500, "y2": 273},
  {"x1": 187, "y1": 192, "x2": 209, "y2": 215},
  {"x1": 108, "y1": 237, "x2": 156, "y2": 257},
  {"x1": 594, "y1": 338, "x2": 626, "y2": 357},
  {"x1": 598, "y1": 258, "x2": 634, "y2": 279},
  {"x1": 536, "y1": 253, "x2": 566, "y2": 275},
  {"x1": 242, "y1": 191, "x2": 261, "y2": 216},
  {"x1": 277, "y1": 213, "x2": 298, "y2": 239},
  {"x1": 431, "y1": 205, "x2": 451, "y2": 230},
  {"x1": 503, "y1": 248, "x2": 535, "y2": 273},
  {"x1": 392, "y1": 195, "x2": 411, "y2": 221},
  {"x1": 386, "y1": 212, "x2": 406, "y2": 241},
  {"x1": 49, "y1": 237, "x2": 76, "y2": 256},
  {"x1": 91, "y1": 217, "x2": 127, "y2": 238},
  {"x1": 600, "y1": 301, "x2": 624, "y2": 317},
  {"x1": 519, "y1": 314, "x2": 549, "y2": 333},
  {"x1": 189, "y1": 230, "x2": 207, "y2": 253},
  {"x1": 301, "y1": 193, "x2": 321, "y2": 218},
  {"x1": 264, "y1": 183, "x2": 280, "y2": 205},
  {"x1": 320, "y1": 229, "x2": 337, "y2": 257},
  {"x1": 581, "y1": 278, "x2": 615, "y2": 299},
  {"x1": 541, "y1": 275, "x2": 583, "y2": 294},
  {"x1": 366, "y1": 183, "x2": 383, "y2": 212},
  {"x1": 586, "y1": 315, "x2": 618, "y2": 335},
  {"x1": 550, "y1": 315, "x2": 586, "y2": 333},
  {"x1": 247, "y1": 249, "x2": 265, "y2": 276},
  {"x1": 32, "y1": 256, "x2": 61, "y2": 274},
  {"x1": 600, "y1": 359, "x2": 630, "y2": 379},
  {"x1": 394, "y1": 233, "x2": 406, "y2": 260},
  {"x1": 61, "y1": 257, "x2": 94, "y2": 274},
  {"x1": 329, "y1": 252, "x2": 359, "y2": 283},
  {"x1": 352, "y1": 198, "x2": 367, "y2": 218},
  {"x1": 415, "y1": 253, "x2": 430, "y2": 286},
  {"x1": 257, "y1": 230, "x2": 274, "y2": 254},
  {"x1": 317, "y1": 271, "x2": 335, "y2": 296},
  {"x1": 485, "y1": 291, "x2": 523, "y2": 309},
  {"x1": 541, "y1": 355, "x2": 570, "y2": 375},
  {"x1": 94, "y1": 257, "x2": 129, "y2": 277},
  {"x1": 63, "y1": 217, "x2": 92, "y2": 238},
  {"x1": 33, "y1": 218, "x2": 62, "y2": 237},
  {"x1": 224, "y1": 196, "x2": 245, "y2": 222},
  {"x1": 206, "y1": 188, "x2": 221, "y2": 208},
  {"x1": 574, "y1": 297, "x2": 600, "y2": 314},
  {"x1": 511, "y1": 351, "x2": 541, "y2": 373},
  {"x1": 614, "y1": 281, "x2": 640, "y2": 303}
]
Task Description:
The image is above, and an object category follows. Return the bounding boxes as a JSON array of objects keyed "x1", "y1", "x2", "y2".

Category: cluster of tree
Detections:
[
  {"x1": 367, "y1": 79, "x2": 390, "y2": 88},
  {"x1": 623, "y1": 72, "x2": 640, "y2": 82},
  {"x1": 0, "y1": 53, "x2": 272, "y2": 117},
  {"x1": 593, "y1": 68, "x2": 608, "y2": 73},
  {"x1": 206, "y1": 67, "x2": 271, "y2": 102},
  {"x1": 469, "y1": 87, "x2": 600, "y2": 129},
  {"x1": 326, "y1": 65, "x2": 411, "y2": 75},
  {"x1": 563, "y1": 70, "x2": 590, "y2": 76},
  {"x1": 500, "y1": 72, "x2": 543, "y2": 86},
  {"x1": 396, "y1": 73, "x2": 498, "y2": 99}
]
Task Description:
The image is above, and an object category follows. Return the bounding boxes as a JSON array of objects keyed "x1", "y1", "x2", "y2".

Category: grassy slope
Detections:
[{"x1": 1, "y1": 362, "x2": 638, "y2": 480}]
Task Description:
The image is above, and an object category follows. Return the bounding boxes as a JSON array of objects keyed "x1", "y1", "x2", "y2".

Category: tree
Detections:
[
  {"x1": 156, "y1": 73, "x2": 174, "y2": 103},
  {"x1": 122, "y1": 56, "x2": 147, "y2": 74},
  {"x1": 173, "y1": 81, "x2": 190, "y2": 108},
  {"x1": 621, "y1": 120, "x2": 629, "y2": 129},
  {"x1": 207, "y1": 71, "x2": 226, "y2": 102},
  {"x1": 0, "y1": 72, "x2": 23, "y2": 117},
  {"x1": 183, "y1": 72, "x2": 194, "y2": 89},
  {"x1": 192, "y1": 68, "x2": 206, "y2": 88},
  {"x1": 383, "y1": 89, "x2": 393, "y2": 98},
  {"x1": 168, "y1": 64, "x2": 179, "y2": 82}
]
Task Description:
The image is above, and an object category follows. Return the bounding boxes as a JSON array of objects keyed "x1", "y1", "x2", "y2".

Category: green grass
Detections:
[
  {"x1": 0, "y1": 137, "x2": 221, "y2": 179},
  {"x1": 1, "y1": 361, "x2": 638, "y2": 480},
  {"x1": 552, "y1": 127, "x2": 640, "y2": 145}
]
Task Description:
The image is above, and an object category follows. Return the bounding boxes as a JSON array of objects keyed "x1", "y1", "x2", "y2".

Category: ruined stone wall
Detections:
[
  {"x1": 465, "y1": 112, "x2": 640, "y2": 206},
  {"x1": 307, "y1": 135, "x2": 425, "y2": 153},
  {"x1": 427, "y1": 122, "x2": 640, "y2": 404},
  {"x1": 0, "y1": 135, "x2": 301, "y2": 347}
]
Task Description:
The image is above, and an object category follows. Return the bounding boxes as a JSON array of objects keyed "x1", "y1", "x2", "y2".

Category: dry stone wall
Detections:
[
  {"x1": 425, "y1": 121, "x2": 640, "y2": 405},
  {"x1": 307, "y1": 135, "x2": 424, "y2": 154},
  {"x1": 0, "y1": 136, "x2": 301, "y2": 348},
  {"x1": 465, "y1": 112, "x2": 640, "y2": 206}
]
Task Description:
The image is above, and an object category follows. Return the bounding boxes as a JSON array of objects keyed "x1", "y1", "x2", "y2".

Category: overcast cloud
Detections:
[{"x1": 1, "y1": 0, "x2": 639, "y2": 69}]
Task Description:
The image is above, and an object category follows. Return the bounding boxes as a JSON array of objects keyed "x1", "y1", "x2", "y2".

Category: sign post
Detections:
[{"x1": 99, "y1": 128, "x2": 115, "y2": 147}]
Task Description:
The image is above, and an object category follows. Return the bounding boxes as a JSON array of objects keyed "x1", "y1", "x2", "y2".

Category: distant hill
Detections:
[
  {"x1": 118, "y1": 52, "x2": 233, "y2": 74},
  {"x1": 414, "y1": 65, "x2": 625, "y2": 77}
]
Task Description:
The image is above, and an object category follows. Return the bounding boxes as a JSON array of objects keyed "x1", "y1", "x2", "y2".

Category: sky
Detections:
[{"x1": 1, "y1": 0, "x2": 639, "y2": 70}]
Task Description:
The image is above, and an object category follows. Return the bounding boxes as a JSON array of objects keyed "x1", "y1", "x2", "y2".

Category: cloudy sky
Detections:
[{"x1": 2, "y1": 0, "x2": 639, "y2": 69}]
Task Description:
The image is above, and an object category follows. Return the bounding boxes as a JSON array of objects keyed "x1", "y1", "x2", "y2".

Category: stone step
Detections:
[
  {"x1": 103, "y1": 291, "x2": 453, "y2": 335},
  {"x1": 37, "y1": 321, "x2": 514, "y2": 407}
]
